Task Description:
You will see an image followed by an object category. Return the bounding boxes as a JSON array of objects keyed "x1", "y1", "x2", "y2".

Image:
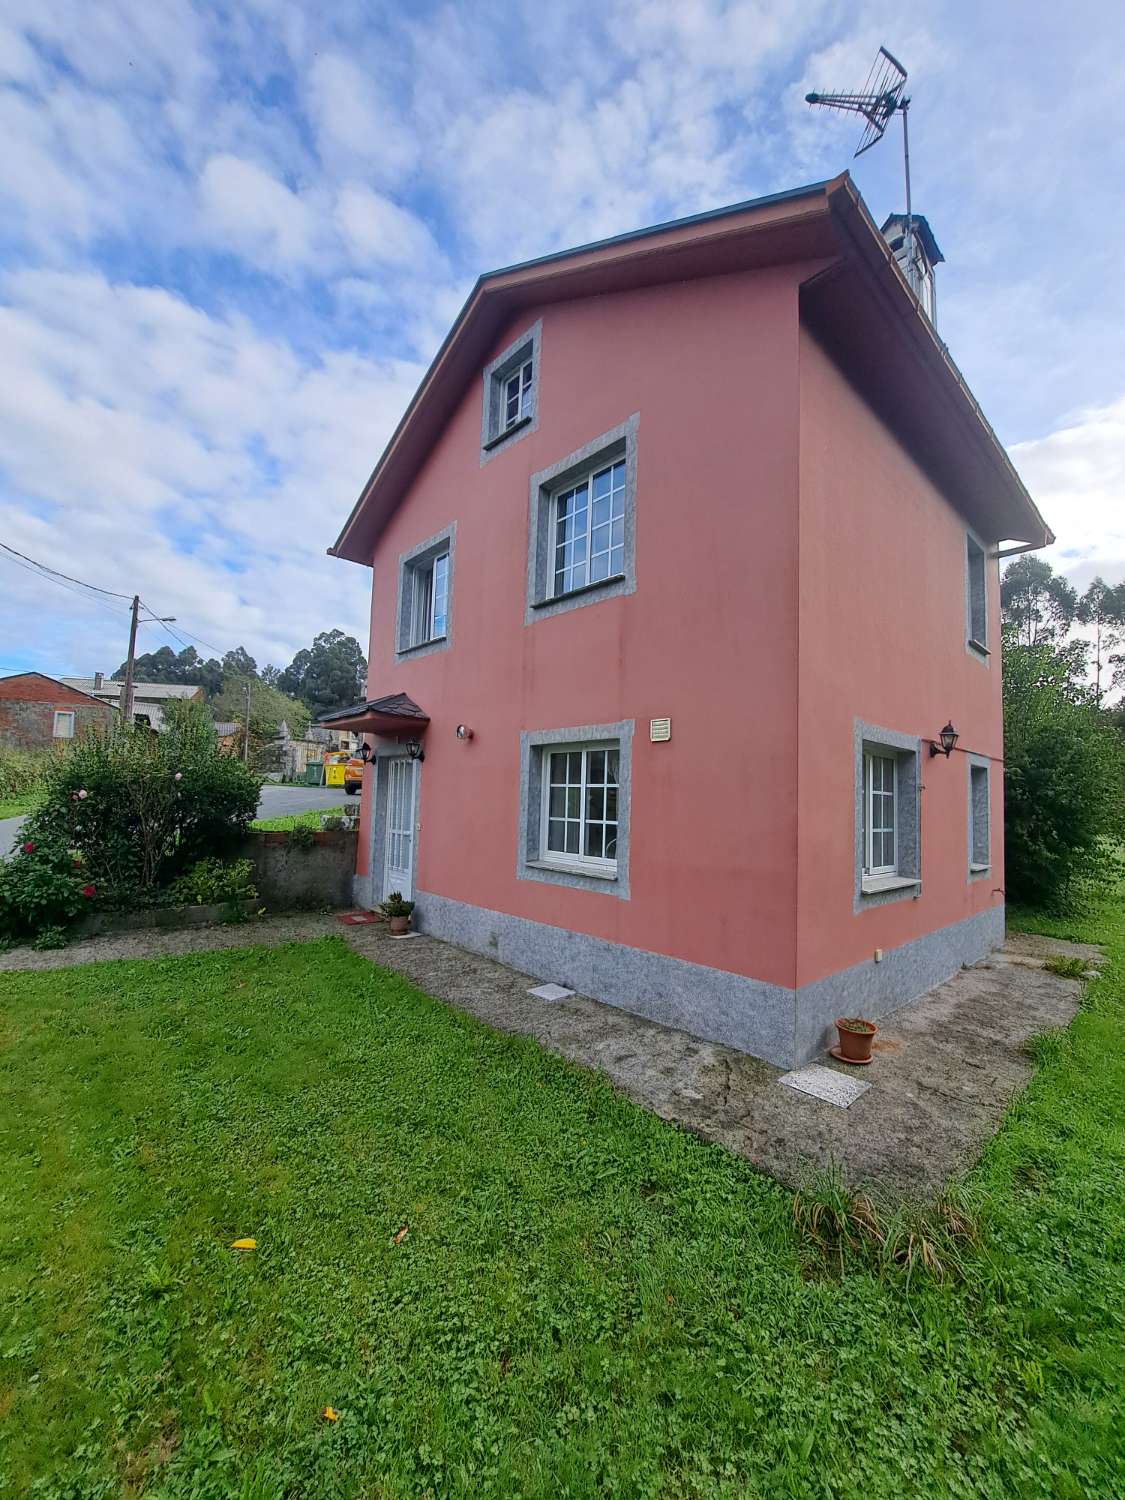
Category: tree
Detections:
[
  {"x1": 1001, "y1": 556, "x2": 1078, "y2": 647},
  {"x1": 278, "y1": 630, "x2": 367, "y2": 715},
  {"x1": 1002, "y1": 632, "x2": 1125, "y2": 909},
  {"x1": 222, "y1": 647, "x2": 258, "y2": 680},
  {"x1": 1076, "y1": 577, "x2": 1125, "y2": 707},
  {"x1": 212, "y1": 676, "x2": 310, "y2": 768}
]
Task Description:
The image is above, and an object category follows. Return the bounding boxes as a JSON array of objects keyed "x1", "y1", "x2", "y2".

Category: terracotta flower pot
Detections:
[
  {"x1": 388, "y1": 914, "x2": 410, "y2": 935},
  {"x1": 833, "y1": 1017, "x2": 877, "y2": 1064}
]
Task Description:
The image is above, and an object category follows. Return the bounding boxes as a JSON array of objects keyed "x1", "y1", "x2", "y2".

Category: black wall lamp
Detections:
[
  {"x1": 405, "y1": 738, "x2": 425, "y2": 762},
  {"x1": 929, "y1": 721, "x2": 959, "y2": 758},
  {"x1": 357, "y1": 741, "x2": 373, "y2": 762}
]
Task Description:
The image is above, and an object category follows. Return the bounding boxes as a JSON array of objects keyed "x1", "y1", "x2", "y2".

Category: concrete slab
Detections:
[
  {"x1": 529, "y1": 983, "x2": 575, "y2": 1002},
  {"x1": 779, "y1": 1064, "x2": 871, "y2": 1108}
]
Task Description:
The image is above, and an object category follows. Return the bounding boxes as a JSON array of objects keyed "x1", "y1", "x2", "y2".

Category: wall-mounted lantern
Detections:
[
  {"x1": 405, "y1": 738, "x2": 425, "y2": 763},
  {"x1": 357, "y1": 741, "x2": 373, "y2": 762},
  {"x1": 929, "y1": 721, "x2": 959, "y2": 758}
]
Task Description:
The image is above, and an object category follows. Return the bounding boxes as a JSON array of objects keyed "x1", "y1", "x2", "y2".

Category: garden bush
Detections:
[
  {"x1": 167, "y1": 856, "x2": 257, "y2": 907},
  {"x1": 0, "y1": 835, "x2": 94, "y2": 943},
  {"x1": 19, "y1": 701, "x2": 260, "y2": 905}
]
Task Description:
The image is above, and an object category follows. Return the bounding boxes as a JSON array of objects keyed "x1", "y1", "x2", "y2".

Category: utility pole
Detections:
[
  {"x1": 119, "y1": 595, "x2": 141, "y2": 724},
  {"x1": 118, "y1": 596, "x2": 176, "y2": 727},
  {"x1": 243, "y1": 679, "x2": 252, "y2": 764}
]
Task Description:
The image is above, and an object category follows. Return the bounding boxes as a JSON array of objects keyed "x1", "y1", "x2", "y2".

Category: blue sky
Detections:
[{"x1": 2, "y1": 0, "x2": 1123, "y2": 677}]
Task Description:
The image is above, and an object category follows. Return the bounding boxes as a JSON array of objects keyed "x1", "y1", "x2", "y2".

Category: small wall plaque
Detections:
[{"x1": 650, "y1": 717, "x2": 671, "y2": 742}]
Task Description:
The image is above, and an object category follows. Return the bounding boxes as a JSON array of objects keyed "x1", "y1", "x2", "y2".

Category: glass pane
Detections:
[
  {"x1": 549, "y1": 786, "x2": 566, "y2": 817},
  {"x1": 607, "y1": 750, "x2": 619, "y2": 784},
  {"x1": 592, "y1": 466, "x2": 612, "y2": 498},
  {"x1": 590, "y1": 551, "x2": 609, "y2": 582},
  {"x1": 549, "y1": 752, "x2": 567, "y2": 785},
  {"x1": 585, "y1": 824, "x2": 604, "y2": 859},
  {"x1": 591, "y1": 522, "x2": 610, "y2": 555},
  {"x1": 587, "y1": 786, "x2": 605, "y2": 821},
  {"x1": 566, "y1": 787, "x2": 580, "y2": 819},
  {"x1": 587, "y1": 750, "x2": 605, "y2": 783},
  {"x1": 567, "y1": 751, "x2": 582, "y2": 781},
  {"x1": 565, "y1": 822, "x2": 580, "y2": 855},
  {"x1": 605, "y1": 786, "x2": 617, "y2": 821},
  {"x1": 604, "y1": 830, "x2": 617, "y2": 860},
  {"x1": 592, "y1": 494, "x2": 611, "y2": 527},
  {"x1": 548, "y1": 819, "x2": 566, "y2": 852}
]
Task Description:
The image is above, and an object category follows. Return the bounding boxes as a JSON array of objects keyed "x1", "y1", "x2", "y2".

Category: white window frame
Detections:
[
  {"x1": 863, "y1": 751, "x2": 897, "y2": 876},
  {"x1": 53, "y1": 710, "x2": 76, "y2": 739},
  {"x1": 538, "y1": 741, "x2": 619, "y2": 878},
  {"x1": 503, "y1": 360, "x2": 533, "y2": 432},
  {"x1": 409, "y1": 550, "x2": 449, "y2": 648},
  {"x1": 549, "y1": 457, "x2": 627, "y2": 600},
  {"x1": 969, "y1": 761, "x2": 991, "y2": 873},
  {"x1": 966, "y1": 533, "x2": 988, "y2": 653}
]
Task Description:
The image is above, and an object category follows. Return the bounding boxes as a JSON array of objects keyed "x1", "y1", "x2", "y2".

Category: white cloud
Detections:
[
  {"x1": 1011, "y1": 395, "x2": 1125, "y2": 591},
  {"x1": 334, "y1": 185, "x2": 444, "y2": 271},
  {"x1": 306, "y1": 53, "x2": 418, "y2": 184},
  {"x1": 198, "y1": 154, "x2": 324, "y2": 272}
]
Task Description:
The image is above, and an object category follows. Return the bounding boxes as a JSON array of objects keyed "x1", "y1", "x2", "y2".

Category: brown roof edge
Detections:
[
  {"x1": 823, "y1": 177, "x2": 1054, "y2": 549},
  {"x1": 330, "y1": 179, "x2": 840, "y2": 564}
]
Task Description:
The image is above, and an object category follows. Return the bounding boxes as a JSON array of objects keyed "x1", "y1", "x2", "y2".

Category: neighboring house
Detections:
[
  {"x1": 0, "y1": 672, "x2": 117, "y2": 750},
  {"x1": 61, "y1": 676, "x2": 203, "y2": 731},
  {"x1": 324, "y1": 173, "x2": 1053, "y2": 1069},
  {"x1": 213, "y1": 720, "x2": 241, "y2": 754}
]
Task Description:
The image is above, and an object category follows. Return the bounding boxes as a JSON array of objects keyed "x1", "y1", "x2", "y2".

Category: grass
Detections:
[
  {"x1": 250, "y1": 803, "x2": 349, "y2": 832},
  {"x1": 1, "y1": 930, "x2": 1123, "y2": 1498},
  {"x1": 0, "y1": 794, "x2": 38, "y2": 820}
]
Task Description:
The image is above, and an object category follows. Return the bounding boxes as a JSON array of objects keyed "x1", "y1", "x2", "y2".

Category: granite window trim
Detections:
[
  {"x1": 967, "y1": 753, "x2": 992, "y2": 879},
  {"x1": 517, "y1": 720, "x2": 633, "y2": 898},
  {"x1": 965, "y1": 527, "x2": 990, "y2": 664},
  {"x1": 394, "y1": 522, "x2": 456, "y2": 661},
  {"x1": 480, "y1": 319, "x2": 542, "y2": 464},
  {"x1": 524, "y1": 413, "x2": 639, "y2": 625},
  {"x1": 854, "y1": 719, "x2": 922, "y2": 912}
]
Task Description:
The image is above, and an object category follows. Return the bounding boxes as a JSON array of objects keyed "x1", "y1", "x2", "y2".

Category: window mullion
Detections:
[{"x1": 578, "y1": 750, "x2": 589, "y2": 863}]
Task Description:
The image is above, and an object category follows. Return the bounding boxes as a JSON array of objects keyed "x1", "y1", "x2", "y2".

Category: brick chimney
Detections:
[{"x1": 94, "y1": 671, "x2": 104, "y2": 690}]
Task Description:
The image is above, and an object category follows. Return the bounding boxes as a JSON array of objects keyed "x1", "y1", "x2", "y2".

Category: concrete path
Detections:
[
  {"x1": 0, "y1": 815, "x2": 22, "y2": 860},
  {"x1": 0, "y1": 911, "x2": 1091, "y2": 1196}
]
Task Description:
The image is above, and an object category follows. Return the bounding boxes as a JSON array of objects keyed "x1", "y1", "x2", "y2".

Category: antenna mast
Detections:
[{"x1": 806, "y1": 47, "x2": 916, "y2": 290}]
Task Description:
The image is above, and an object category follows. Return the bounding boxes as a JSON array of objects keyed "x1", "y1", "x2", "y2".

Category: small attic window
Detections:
[{"x1": 481, "y1": 320, "x2": 541, "y2": 461}]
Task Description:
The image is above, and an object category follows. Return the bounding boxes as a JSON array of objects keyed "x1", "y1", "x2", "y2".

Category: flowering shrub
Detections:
[
  {"x1": 22, "y1": 702, "x2": 260, "y2": 903},
  {"x1": 0, "y1": 835, "x2": 90, "y2": 942}
]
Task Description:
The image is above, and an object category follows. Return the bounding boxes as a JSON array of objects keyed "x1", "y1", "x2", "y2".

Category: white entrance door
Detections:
[{"x1": 383, "y1": 757, "x2": 416, "y2": 900}]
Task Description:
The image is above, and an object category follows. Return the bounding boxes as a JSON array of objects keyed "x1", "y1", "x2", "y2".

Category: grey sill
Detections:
[
  {"x1": 861, "y1": 874, "x2": 921, "y2": 895},
  {"x1": 968, "y1": 638, "x2": 991, "y2": 657},
  {"x1": 531, "y1": 574, "x2": 626, "y2": 610},
  {"x1": 969, "y1": 862, "x2": 991, "y2": 874},
  {"x1": 482, "y1": 415, "x2": 532, "y2": 451},
  {"x1": 526, "y1": 859, "x2": 618, "y2": 882},
  {"x1": 396, "y1": 633, "x2": 448, "y2": 657}
]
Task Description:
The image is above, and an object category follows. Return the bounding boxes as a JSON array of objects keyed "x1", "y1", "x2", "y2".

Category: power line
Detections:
[
  {"x1": 0, "y1": 541, "x2": 134, "y2": 599},
  {"x1": 139, "y1": 603, "x2": 226, "y2": 658},
  {"x1": 0, "y1": 546, "x2": 133, "y2": 621}
]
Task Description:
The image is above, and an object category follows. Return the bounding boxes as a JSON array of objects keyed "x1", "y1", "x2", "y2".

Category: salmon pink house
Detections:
[{"x1": 325, "y1": 173, "x2": 1052, "y2": 1069}]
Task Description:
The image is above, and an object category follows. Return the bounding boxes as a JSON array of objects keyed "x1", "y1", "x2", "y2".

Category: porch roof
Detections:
[{"x1": 315, "y1": 692, "x2": 430, "y2": 737}]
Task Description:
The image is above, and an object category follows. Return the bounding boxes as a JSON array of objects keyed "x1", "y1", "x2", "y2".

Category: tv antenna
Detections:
[{"x1": 805, "y1": 47, "x2": 918, "y2": 290}]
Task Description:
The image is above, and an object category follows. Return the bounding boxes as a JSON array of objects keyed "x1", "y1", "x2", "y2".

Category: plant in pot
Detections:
[
  {"x1": 380, "y1": 891, "x2": 414, "y2": 935},
  {"x1": 832, "y1": 1016, "x2": 877, "y2": 1065}
]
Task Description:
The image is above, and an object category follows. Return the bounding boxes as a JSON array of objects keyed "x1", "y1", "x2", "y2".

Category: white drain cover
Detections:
[
  {"x1": 528, "y1": 983, "x2": 574, "y2": 1002},
  {"x1": 779, "y1": 1064, "x2": 871, "y2": 1108}
]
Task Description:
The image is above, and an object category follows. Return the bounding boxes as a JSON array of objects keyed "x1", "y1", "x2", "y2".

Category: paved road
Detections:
[
  {"x1": 0, "y1": 784, "x2": 352, "y2": 860},
  {"x1": 254, "y1": 784, "x2": 352, "y2": 820}
]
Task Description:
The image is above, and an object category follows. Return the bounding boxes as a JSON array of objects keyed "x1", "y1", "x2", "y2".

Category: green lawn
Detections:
[
  {"x1": 1, "y1": 930, "x2": 1123, "y2": 1498},
  {"x1": 0, "y1": 794, "x2": 38, "y2": 820},
  {"x1": 250, "y1": 804, "x2": 349, "y2": 831}
]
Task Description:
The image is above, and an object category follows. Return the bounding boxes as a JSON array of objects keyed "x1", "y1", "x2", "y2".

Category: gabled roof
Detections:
[
  {"x1": 0, "y1": 671, "x2": 116, "y2": 708},
  {"x1": 331, "y1": 173, "x2": 1051, "y2": 561}
]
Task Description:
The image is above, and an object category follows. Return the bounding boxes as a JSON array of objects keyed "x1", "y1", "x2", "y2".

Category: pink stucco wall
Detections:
[
  {"x1": 358, "y1": 266, "x2": 822, "y2": 990},
  {"x1": 795, "y1": 325, "x2": 1004, "y2": 989}
]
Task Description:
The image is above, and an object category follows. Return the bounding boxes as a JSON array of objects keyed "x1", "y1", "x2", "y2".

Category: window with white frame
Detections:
[
  {"x1": 481, "y1": 322, "x2": 540, "y2": 455},
  {"x1": 966, "y1": 534, "x2": 988, "y2": 651},
  {"x1": 552, "y1": 458, "x2": 626, "y2": 597},
  {"x1": 503, "y1": 360, "x2": 533, "y2": 432},
  {"x1": 863, "y1": 751, "x2": 897, "y2": 875},
  {"x1": 396, "y1": 525, "x2": 455, "y2": 657},
  {"x1": 53, "y1": 710, "x2": 75, "y2": 739},
  {"x1": 969, "y1": 762, "x2": 990, "y2": 871},
  {"x1": 409, "y1": 551, "x2": 449, "y2": 647},
  {"x1": 540, "y1": 743, "x2": 619, "y2": 874}
]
